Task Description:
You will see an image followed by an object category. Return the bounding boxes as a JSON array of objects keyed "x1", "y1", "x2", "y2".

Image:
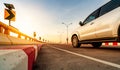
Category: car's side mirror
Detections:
[{"x1": 79, "y1": 21, "x2": 84, "y2": 26}]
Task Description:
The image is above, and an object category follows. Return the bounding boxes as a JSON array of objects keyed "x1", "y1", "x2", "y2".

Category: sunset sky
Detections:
[{"x1": 0, "y1": 0, "x2": 110, "y2": 43}]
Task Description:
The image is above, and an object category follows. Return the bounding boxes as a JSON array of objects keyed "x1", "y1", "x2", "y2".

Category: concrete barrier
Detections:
[
  {"x1": 0, "y1": 21, "x2": 43, "y2": 70},
  {"x1": 0, "y1": 33, "x2": 43, "y2": 70},
  {"x1": 0, "y1": 49, "x2": 28, "y2": 70},
  {"x1": 0, "y1": 45, "x2": 42, "y2": 70},
  {"x1": 0, "y1": 33, "x2": 11, "y2": 44}
]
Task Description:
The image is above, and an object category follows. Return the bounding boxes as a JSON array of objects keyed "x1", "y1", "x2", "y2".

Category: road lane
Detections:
[
  {"x1": 33, "y1": 44, "x2": 120, "y2": 70},
  {"x1": 50, "y1": 45, "x2": 120, "y2": 69},
  {"x1": 52, "y1": 44, "x2": 120, "y2": 64}
]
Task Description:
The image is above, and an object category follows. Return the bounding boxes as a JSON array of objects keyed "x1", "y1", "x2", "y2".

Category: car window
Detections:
[
  {"x1": 84, "y1": 16, "x2": 95, "y2": 24},
  {"x1": 83, "y1": 8, "x2": 100, "y2": 24},
  {"x1": 100, "y1": 0, "x2": 120, "y2": 16}
]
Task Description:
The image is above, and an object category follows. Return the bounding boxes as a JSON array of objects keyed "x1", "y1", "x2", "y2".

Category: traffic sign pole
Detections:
[{"x1": 9, "y1": 20, "x2": 11, "y2": 26}]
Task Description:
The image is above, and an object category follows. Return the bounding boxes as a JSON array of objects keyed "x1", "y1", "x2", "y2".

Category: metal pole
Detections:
[
  {"x1": 62, "y1": 23, "x2": 72, "y2": 45},
  {"x1": 9, "y1": 20, "x2": 11, "y2": 26},
  {"x1": 67, "y1": 25, "x2": 68, "y2": 44}
]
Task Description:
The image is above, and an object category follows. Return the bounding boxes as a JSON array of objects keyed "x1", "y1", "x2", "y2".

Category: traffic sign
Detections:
[
  {"x1": 4, "y1": 9, "x2": 16, "y2": 21},
  {"x1": 4, "y1": 3, "x2": 15, "y2": 10}
]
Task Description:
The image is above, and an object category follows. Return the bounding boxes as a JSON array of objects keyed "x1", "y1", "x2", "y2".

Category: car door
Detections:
[
  {"x1": 79, "y1": 9, "x2": 100, "y2": 41},
  {"x1": 95, "y1": 0, "x2": 120, "y2": 38}
]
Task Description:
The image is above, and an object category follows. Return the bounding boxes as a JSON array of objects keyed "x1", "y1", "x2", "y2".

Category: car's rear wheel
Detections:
[
  {"x1": 92, "y1": 42, "x2": 102, "y2": 48},
  {"x1": 71, "y1": 35, "x2": 81, "y2": 48}
]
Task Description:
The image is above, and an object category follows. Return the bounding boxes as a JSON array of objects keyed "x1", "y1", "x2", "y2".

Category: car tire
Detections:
[
  {"x1": 71, "y1": 35, "x2": 81, "y2": 48},
  {"x1": 92, "y1": 42, "x2": 102, "y2": 48}
]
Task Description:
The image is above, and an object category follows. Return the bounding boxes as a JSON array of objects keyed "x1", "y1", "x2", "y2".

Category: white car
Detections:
[{"x1": 71, "y1": 0, "x2": 120, "y2": 48}]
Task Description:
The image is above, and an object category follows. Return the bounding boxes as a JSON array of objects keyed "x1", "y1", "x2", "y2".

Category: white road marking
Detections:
[{"x1": 50, "y1": 46, "x2": 120, "y2": 69}]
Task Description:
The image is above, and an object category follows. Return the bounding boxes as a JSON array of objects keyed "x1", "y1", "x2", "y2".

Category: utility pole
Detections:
[{"x1": 62, "y1": 22, "x2": 72, "y2": 45}]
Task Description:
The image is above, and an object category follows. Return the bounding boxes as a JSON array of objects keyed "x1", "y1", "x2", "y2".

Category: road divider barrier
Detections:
[
  {"x1": 0, "y1": 21, "x2": 43, "y2": 70},
  {"x1": 0, "y1": 45, "x2": 43, "y2": 70}
]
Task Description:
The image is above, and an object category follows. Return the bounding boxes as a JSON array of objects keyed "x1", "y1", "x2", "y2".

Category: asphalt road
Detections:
[{"x1": 33, "y1": 44, "x2": 120, "y2": 70}]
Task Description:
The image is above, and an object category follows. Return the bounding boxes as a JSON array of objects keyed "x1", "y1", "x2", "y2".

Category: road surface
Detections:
[{"x1": 33, "y1": 44, "x2": 120, "y2": 70}]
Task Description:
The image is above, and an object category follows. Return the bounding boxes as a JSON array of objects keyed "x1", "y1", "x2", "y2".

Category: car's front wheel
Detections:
[
  {"x1": 71, "y1": 35, "x2": 81, "y2": 48},
  {"x1": 92, "y1": 42, "x2": 102, "y2": 48}
]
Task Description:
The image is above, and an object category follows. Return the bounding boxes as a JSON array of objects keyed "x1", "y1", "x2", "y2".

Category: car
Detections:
[{"x1": 71, "y1": 0, "x2": 120, "y2": 48}]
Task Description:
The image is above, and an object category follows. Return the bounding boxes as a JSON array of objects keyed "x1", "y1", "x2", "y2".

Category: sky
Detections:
[{"x1": 0, "y1": 0, "x2": 110, "y2": 43}]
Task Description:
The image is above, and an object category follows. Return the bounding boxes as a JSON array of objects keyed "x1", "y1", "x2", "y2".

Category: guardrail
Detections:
[{"x1": 0, "y1": 21, "x2": 40, "y2": 42}]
